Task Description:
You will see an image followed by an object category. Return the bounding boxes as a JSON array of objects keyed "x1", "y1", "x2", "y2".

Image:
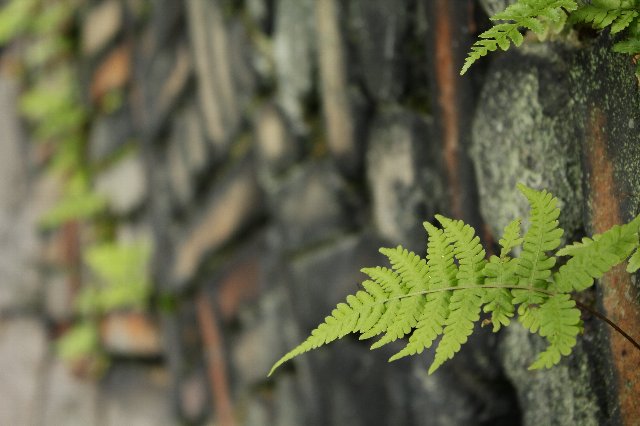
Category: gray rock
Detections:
[
  {"x1": 316, "y1": 0, "x2": 366, "y2": 174},
  {"x1": 288, "y1": 233, "x2": 386, "y2": 330},
  {"x1": 88, "y1": 106, "x2": 134, "y2": 163},
  {"x1": 41, "y1": 360, "x2": 99, "y2": 426},
  {"x1": 499, "y1": 324, "x2": 600, "y2": 426},
  {"x1": 0, "y1": 77, "x2": 41, "y2": 312},
  {"x1": 185, "y1": 0, "x2": 240, "y2": 149},
  {"x1": 95, "y1": 152, "x2": 148, "y2": 215},
  {"x1": 43, "y1": 274, "x2": 73, "y2": 322},
  {"x1": 0, "y1": 319, "x2": 47, "y2": 426},
  {"x1": 271, "y1": 160, "x2": 360, "y2": 251},
  {"x1": 367, "y1": 108, "x2": 444, "y2": 252},
  {"x1": 348, "y1": 0, "x2": 409, "y2": 102},
  {"x1": 229, "y1": 20, "x2": 258, "y2": 110},
  {"x1": 253, "y1": 103, "x2": 299, "y2": 191},
  {"x1": 167, "y1": 132, "x2": 193, "y2": 207},
  {"x1": 479, "y1": 0, "x2": 516, "y2": 17},
  {"x1": 232, "y1": 287, "x2": 292, "y2": 387},
  {"x1": 82, "y1": 0, "x2": 122, "y2": 55},
  {"x1": 101, "y1": 364, "x2": 174, "y2": 426},
  {"x1": 172, "y1": 162, "x2": 263, "y2": 286},
  {"x1": 471, "y1": 45, "x2": 583, "y2": 241},
  {"x1": 171, "y1": 102, "x2": 209, "y2": 180},
  {"x1": 273, "y1": 0, "x2": 316, "y2": 132},
  {"x1": 141, "y1": 42, "x2": 193, "y2": 136}
]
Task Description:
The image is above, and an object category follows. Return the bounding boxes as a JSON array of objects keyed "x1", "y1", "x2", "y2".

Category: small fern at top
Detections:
[
  {"x1": 269, "y1": 184, "x2": 640, "y2": 376},
  {"x1": 461, "y1": 0, "x2": 578, "y2": 75},
  {"x1": 462, "y1": 0, "x2": 640, "y2": 77}
]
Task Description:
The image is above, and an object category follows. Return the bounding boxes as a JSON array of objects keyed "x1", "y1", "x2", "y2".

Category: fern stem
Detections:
[{"x1": 573, "y1": 299, "x2": 640, "y2": 352}]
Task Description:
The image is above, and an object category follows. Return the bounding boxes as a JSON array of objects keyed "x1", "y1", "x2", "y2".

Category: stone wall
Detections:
[{"x1": 2, "y1": 0, "x2": 640, "y2": 425}]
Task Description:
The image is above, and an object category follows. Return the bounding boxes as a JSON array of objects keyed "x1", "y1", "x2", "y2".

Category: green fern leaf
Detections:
[
  {"x1": 429, "y1": 216, "x2": 487, "y2": 373},
  {"x1": 627, "y1": 247, "x2": 640, "y2": 273},
  {"x1": 499, "y1": 218, "x2": 524, "y2": 258},
  {"x1": 389, "y1": 222, "x2": 457, "y2": 361},
  {"x1": 268, "y1": 301, "x2": 360, "y2": 376},
  {"x1": 359, "y1": 267, "x2": 406, "y2": 340},
  {"x1": 555, "y1": 236, "x2": 595, "y2": 256},
  {"x1": 554, "y1": 218, "x2": 640, "y2": 292},
  {"x1": 613, "y1": 37, "x2": 640, "y2": 53},
  {"x1": 512, "y1": 184, "x2": 563, "y2": 337},
  {"x1": 370, "y1": 247, "x2": 429, "y2": 349},
  {"x1": 483, "y1": 219, "x2": 523, "y2": 331},
  {"x1": 571, "y1": 0, "x2": 639, "y2": 34},
  {"x1": 528, "y1": 293, "x2": 582, "y2": 369},
  {"x1": 512, "y1": 184, "x2": 563, "y2": 308}
]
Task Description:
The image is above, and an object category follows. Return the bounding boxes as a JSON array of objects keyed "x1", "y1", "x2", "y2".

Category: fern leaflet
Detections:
[
  {"x1": 529, "y1": 293, "x2": 581, "y2": 369},
  {"x1": 389, "y1": 222, "x2": 457, "y2": 361},
  {"x1": 429, "y1": 215, "x2": 486, "y2": 373},
  {"x1": 483, "y1": 219, "x2": 522, "y2": 332},
  {"x1": 554, "y1": 217, "x2": 640, "y2": 292}
]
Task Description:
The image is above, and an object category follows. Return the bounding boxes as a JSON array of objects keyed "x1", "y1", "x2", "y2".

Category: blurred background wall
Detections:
[{"x1": 0, "y1": 0, "x2": 639, "y2": 425}]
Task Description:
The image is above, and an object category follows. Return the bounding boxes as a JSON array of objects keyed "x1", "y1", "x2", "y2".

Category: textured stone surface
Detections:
[
  {"x1": 100, "y1": 312, "x2": 163, "y2": 357},
  {"x1": 95, "y1": 153, "x2": 148, "y2": 215},
  {"x1": 0, "y1": 319, "x2": 47, "y2": 426},
  {"x1": 271, "y1": 161, "x2": 360, "y2": 251},
  {"x1": 7, "y1": 1, "x2": 640, "y2": 425},
  {"x1": 471, "y1": 45, "x2": 583, "y2": 240},
  {"x1": 273, "y1": 0, "x2": 316, "y2": 129},
  {"x1": 153, "y1": 43, "x2": 193, "y2": 124},
  {"x1": 41, "y1": 360, "x2": 99, "y2": 426},
  {"x1": 172, "y1": 164, "x2": 263, "y2": 285},
  {"x1": 82, "y1": 0, "x2": 122, "y2": 55},
  {"x1": 0, "y1": 77, "x2": 41, "y2": 312},
  {"x1": 172, "y1": 103, "x2": 208, "y2": 179},
  {"x1": 88, "y1": 106, "x2": 134, "y2": 162},
  {"x1": 232, "y1": 287, "x2": 289, "y2": 387},
  {"x1": 367, "y1": 108, "x2": 443, "y2": 252},
  {"x1": 289, "y1": 233, "x2": 386, "y2": 329},
  {"x1": 185, "y1": 0, "x2": 240, "y2": 148},
  {"x1": 254, "y1": 102, "x2": 298, "y2": 188},
  {"x1": 499, "y1": 324, "x2": 600, "y2": 426},
  {"x1": 479, "y1": 0, "x2": 516, "y2": 16},
  {"x1": 102, "y1": 364, "x2": 174, "y2": 426},
  {"x1": 348, "y1": 0, "x2": 409, "y2": 102},
  {"x1": 316, "y1": 0, "x2": 363, "y2": 172}
]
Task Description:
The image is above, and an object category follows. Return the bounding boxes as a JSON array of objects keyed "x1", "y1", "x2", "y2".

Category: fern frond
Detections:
[
  {"x1": 270, "y1": 183, "x2": 640, "y2": 377},
  {"x1": 389, "y1": 222, "x2": 457, "y2": 361},
  {"x1": 461, "y1": 0, "x2": 578, "y2": 74},
  {"x1": 571, "y1": 0, "x2": 639, "y2": 34},
  {"x1": 370, "y1": 247, "x2": 429, "y2": 348},
  {"x1": 554, "y1": 217, "x2": 640, "y2": 292},
  {"x1": 483, "y1": 219, "x2": 523, "y2": 331},
  {"x1": 428, "y1": 216, "x2": 487, "y2": 373},
  {"x1": 528, "y1": 293, "x2": 582, "y2": 369}
]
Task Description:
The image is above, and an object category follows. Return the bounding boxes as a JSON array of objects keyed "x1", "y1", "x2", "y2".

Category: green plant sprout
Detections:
[
  {"x1": 270, "y1": 184, "x2": 640, "y2": 376},
  {"x1": 461, "y1": 0, "x2": 640, "y2": 76}
]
